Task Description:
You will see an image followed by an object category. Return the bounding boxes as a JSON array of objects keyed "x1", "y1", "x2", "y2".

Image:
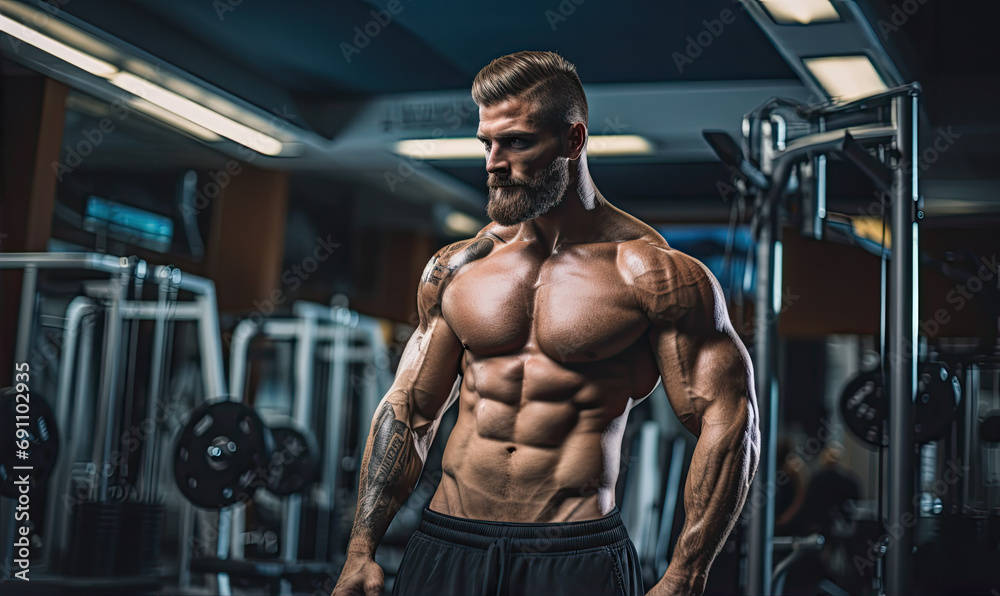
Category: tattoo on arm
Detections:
[
  {"x1": 422, "y1": 258, "x2": 448, "y2": 285},
  {"x1": 420, "y1": 238, "x2": 495, "y2": 286},
  {"x1": 349, "y1": 402, "x2": 415, "y2": 550}
]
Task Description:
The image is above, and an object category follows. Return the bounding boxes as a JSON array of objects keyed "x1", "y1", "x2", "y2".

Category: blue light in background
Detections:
[{"x1": 656, "y1": 224, "x2": 755, "y2": 299}]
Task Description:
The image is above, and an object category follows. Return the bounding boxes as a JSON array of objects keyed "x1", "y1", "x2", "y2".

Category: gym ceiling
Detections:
[{"x1": 4, "y1": 0, "x2": 999, "y2": 232}]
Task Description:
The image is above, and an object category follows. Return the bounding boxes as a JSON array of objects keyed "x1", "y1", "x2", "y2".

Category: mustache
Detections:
[{"x1": 488, "y1": 175, "x2": 531, "y2": 188}]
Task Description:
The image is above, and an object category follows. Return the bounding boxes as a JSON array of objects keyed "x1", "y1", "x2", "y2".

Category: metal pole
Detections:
[
  {"x1": 747, "y1": 190, "x2": 780, "y2": 596},
  {"x1": 42, "y1": 297, "x2": 97, "y2": 571},
  {"x1": 91, "y1": 270, "x2": 130, "y2": 501},
  {"x1": 140, "y1": 269, "x2": 172, "y2": 502},
  {"x1": 53, "y1": 309, "x2": 98, "y2": 573},
  {"x1": 228, "y1": 319, "x2": 262, "y2": 401},
  {"x1": 885, "y1": 87, "x2": 919, "y2": 596},
  {"x1": 323, "y1": 310, "x2": 351, "y2": 560},
  {"x1": 155, "y1": 267, "x2": 228, "y2": 593},
  {"x1": 13, "y1": 265, "x2": 37, "y2": 362}
]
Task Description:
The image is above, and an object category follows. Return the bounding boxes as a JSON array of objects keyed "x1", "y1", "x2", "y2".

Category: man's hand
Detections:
[
  {"x1": 644, "y1": 567, "x2": 705, "y2": 596},
  {"x1": 331, "y1": 555, "x2": 385, "y2": 596}
]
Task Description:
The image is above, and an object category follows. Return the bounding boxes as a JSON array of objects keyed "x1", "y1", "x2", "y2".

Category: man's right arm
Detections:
[{"x1": 333, "y1": 249, "x2": 465, "y2": 595}]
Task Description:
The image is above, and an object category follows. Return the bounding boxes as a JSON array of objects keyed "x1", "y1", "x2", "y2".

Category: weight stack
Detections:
[
  {"x1": 116, "y1": 502, "x2": 165, "y2": 576},
  {"x1": 68, "y1": 501, "x2": 121, "y2": 576}
]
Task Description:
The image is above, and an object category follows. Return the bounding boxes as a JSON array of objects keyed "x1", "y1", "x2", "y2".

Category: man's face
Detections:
[{"x1": 477, "y1": 98, "x2": 570, "y2": 226}]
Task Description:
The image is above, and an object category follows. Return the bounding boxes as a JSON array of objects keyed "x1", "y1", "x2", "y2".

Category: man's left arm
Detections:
[{"x1": 636, "y1": 250, "x2": 760, "y2": 596}]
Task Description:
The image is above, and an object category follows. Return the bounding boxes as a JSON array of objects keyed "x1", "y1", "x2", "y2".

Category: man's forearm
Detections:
[
  {"x1": 664, "y1": 401, "x2": 759, "y2": 592},
  {"x1": 346, "y1": 395, "x2": 423, "y2": 557}
]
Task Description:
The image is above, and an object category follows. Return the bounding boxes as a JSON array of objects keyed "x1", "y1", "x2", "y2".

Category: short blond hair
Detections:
[{"x1": 472, "y1": 50, "x2": 588, "y2": 128}]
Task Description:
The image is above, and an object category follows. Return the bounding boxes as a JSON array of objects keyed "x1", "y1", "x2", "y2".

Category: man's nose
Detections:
[{"x1": 485, "y1": 146, "x2": 508, "y2": 174}]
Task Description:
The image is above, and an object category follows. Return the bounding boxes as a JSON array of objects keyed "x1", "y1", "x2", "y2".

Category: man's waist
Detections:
[{"x1": 417, "y1": 506, "x2": 629, "y2": 552}]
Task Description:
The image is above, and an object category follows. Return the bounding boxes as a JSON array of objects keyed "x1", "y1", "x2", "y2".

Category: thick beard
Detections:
[{"x1": 486, "y1": 156, "x2": 570, "y2": 226}]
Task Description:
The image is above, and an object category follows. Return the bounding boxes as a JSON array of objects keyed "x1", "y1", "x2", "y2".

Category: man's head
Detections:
[{"x1": 472, "y1": 51, "x2": 589, "y2": 226}]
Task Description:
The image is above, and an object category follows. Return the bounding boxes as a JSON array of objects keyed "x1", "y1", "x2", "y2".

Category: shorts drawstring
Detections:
[{"x1": 481, "y1": 535, "x2": 511, "y2": 596}]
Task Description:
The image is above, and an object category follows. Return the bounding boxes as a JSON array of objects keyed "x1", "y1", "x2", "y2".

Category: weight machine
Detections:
[
  {"x1": 178, "y1": 300, "x2": 392, "y2": 595},
  {"x1": 0, "y1": 252, "x2": 226, "y2": 592},
  {"x1": 703, "y1": 85, "x2": 922, "y2": 595}
]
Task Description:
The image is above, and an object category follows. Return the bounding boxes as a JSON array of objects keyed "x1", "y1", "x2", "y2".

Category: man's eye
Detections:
[
  {"x1": 481, "y1": 140, "x2": 491, "y2": 151},
  {"x1": 509, "y1": 138, "x2": 527, "y2": 149}
]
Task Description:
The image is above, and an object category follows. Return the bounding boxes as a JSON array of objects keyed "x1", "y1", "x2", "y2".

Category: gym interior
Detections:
[{"x1": 1, "y1": 1, "x2": 998, "y2": 594}]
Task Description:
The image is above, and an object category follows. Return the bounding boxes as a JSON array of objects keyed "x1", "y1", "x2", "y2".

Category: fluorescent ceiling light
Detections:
[
  {"x1": 127, "y1": 99, "x2": 223, "y2": 142},
  {"x1": 758, "y1": 0, "x2": 840, "y2": 24},
  {"x1": 395, "y1": 135, "x2": 654, "y2": 160},
  {"x1": 804, "y1": 55, "x2": 888, "y2": 103},
  {"x1": 396, "y1": 137, "x2": 483, "y2": 160},
  {"x1": 109, "y1": 72, "x2": 283, "y2": 155},
  {"x1": 0, "y1": 15, "x2": 117, "y2": 76},
  {"x1": 586, "y1": 135, "x2": 655, "y2": 157},
  {"x1": 443, "y1": 211, "x2": 483, "y2": 236},
  {"x1": 1, "y1": 12, "x2": 285, "y2": 156},
  {"x1": 66, "y1": 91, "x2": 220, "y2": 141}
]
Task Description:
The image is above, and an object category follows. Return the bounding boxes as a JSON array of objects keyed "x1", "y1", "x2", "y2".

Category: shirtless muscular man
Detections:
[{"x1": 332, "y1": 51, "x2": 760, "y2": 596}]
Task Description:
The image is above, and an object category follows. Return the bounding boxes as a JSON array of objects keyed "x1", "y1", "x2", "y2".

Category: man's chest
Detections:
[{"x1": 440, "y1": 246, "x2": 651, "y2": 362}]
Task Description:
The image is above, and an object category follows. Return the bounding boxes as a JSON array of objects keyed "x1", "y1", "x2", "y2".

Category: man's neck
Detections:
[{"x1": 516, "y1": 156, "x2": 605, "y2": 253}]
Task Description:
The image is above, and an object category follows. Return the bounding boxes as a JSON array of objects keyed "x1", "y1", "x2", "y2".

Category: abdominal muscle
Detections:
[{"x1": 428, "y1": 346, "x2": 654, "y2": 523}]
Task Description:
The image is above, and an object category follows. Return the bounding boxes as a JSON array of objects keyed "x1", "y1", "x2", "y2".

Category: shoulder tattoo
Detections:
[{"x1": 421, "y1": 236, "x2": 495, "y2": 286}]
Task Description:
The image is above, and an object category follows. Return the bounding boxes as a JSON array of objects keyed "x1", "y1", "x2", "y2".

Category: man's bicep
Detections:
[
  {"x1": 653, "y1": 325, "x2": 753, "y2": 436},
  {"x1": 647, "y1": 256, "x2": 754, "y2": 435},
  {"x1": 394, "y1": 313, "x2": 463, "y2": 425}
]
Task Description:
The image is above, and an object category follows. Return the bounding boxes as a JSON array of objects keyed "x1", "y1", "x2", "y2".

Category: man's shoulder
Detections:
[
  {"x1": 616, "y1": 233, "x2": 704, "y2": 284},
  {"x1": 418, "y1": 229, "x2": 503, "y2": 293},
  {"x1": 616, "y1": 235, "x2": 715, "y2": 324}
]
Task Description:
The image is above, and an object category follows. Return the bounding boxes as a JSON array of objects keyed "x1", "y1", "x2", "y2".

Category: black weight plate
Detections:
[
  {"x1": 173, "y1": 400, "x2": 273, "y2": 509},
  {"x1": 981, "y1": 411, "x2": 1000, "y2": 443},
  {"x1": 264, "y1": 425, "x2": 320, "y2": 496},
  {"x1": 840, "y1": 370, "x2": 888, "y2": 448},
  {"x1": 914, "y1": 363, "x2": 960, "y2": 443},
  {"x1": 841, "y1": 364, "x2": 961, "y2": 448},
  {"x1": 0, "y1": 389, "x2": 60, "y2": 498}
]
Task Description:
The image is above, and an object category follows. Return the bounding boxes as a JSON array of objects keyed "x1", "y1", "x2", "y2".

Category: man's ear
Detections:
[{"x1": 564, "y1": 122, "x2": 588, "y2": 160}]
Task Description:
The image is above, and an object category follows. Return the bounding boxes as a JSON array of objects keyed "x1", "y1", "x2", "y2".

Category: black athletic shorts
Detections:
[{"x1": 391, "y1": 507, "x2": 645, "y2": 596}]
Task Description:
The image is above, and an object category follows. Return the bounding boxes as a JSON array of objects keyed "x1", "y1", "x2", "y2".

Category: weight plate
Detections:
[
  {"x1": 840, "y1": 369, "x2": 888, "y2": 448},
  {"x1": 980, "y1": 410, "x2": 1000, "y2": 443},
  {"x1": 840, "y1": 363, "x2": 961, "y2": 448},
  {"x1": 173, "y1": 400, "x2": 272, "y2": 509},
  {"x1": 264, "y1": 425, "x2": 320, "y2": 496},
  {"x1": 0, "y1": 389, "x2": 60, "y2": 498},
  {"x1": 914, "y1": 363, "x2": 961, "y2": 443}
]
